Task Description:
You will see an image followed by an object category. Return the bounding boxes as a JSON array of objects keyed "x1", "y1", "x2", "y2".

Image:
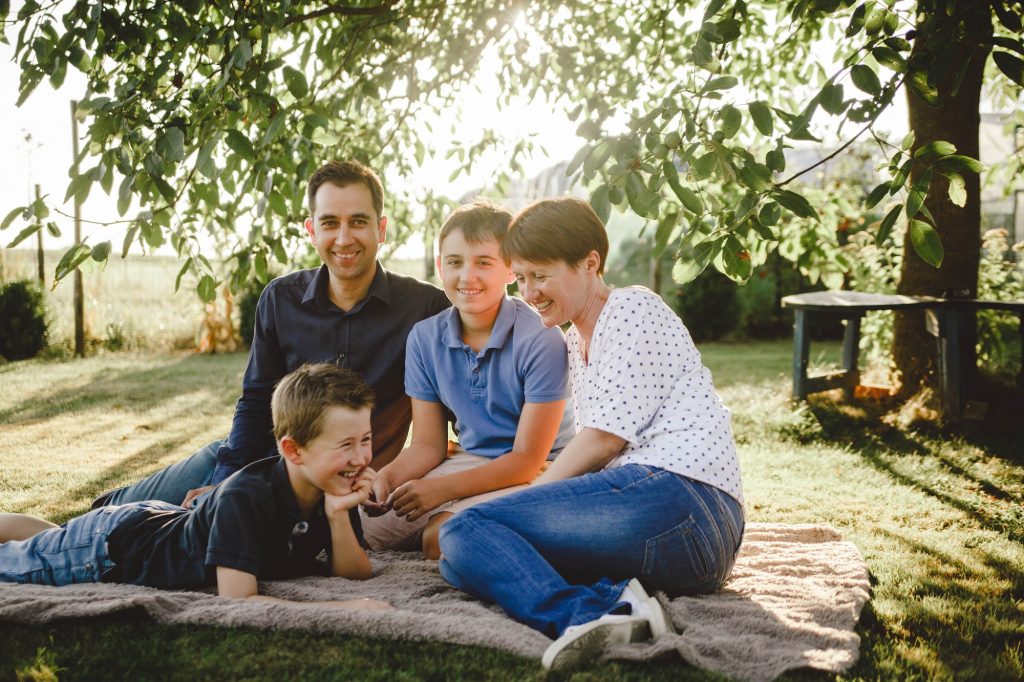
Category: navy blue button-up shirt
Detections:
[{"x1": 211, "y1": 263, "x2": 450, "y2": 484}]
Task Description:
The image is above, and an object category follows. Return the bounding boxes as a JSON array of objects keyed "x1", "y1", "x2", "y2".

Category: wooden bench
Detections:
[{"x1": 781, "y1": 291, "x2": 1024, "y2": 415}]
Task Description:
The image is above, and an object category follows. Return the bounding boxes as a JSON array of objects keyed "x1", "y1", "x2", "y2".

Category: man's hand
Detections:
[
  {"x1": 361, "y1": 471, "x2": 393, "y2": 517},
  {"x1": 390, "y1": 478, "x2": 450, "y2": 522},
  {"x1": 325, "y1": 467, "x2": 376, "y2": 517},
  {"x1": 181, "y1": 485, "x2": 215, "y2": 508}
]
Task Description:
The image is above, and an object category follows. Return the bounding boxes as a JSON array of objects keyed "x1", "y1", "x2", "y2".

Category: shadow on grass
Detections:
[
  {"x1": 783, "y1": 398, "x2": 1024, "y2": 544},
  {"x1": 0, "y1": 354, "x2": 243, "y2": 426}
]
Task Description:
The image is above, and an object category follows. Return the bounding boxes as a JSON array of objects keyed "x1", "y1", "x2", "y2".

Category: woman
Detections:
[{"x1": 437, "y1": 197, "x2": 745, "y2": 670}]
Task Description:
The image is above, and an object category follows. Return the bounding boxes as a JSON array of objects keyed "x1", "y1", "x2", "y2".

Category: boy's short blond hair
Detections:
[
  {"x1": 437, "y1": 200, "x2": 513, "y2": 261},
  {"x1": 272, "y1": 364, "x2": 375, "y2": 446}
]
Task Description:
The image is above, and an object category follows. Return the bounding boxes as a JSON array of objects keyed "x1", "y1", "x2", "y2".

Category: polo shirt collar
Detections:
[
  {"x1": 441, "y1": 295, "x2": 516, "y2": 352},
  {"x1": 301, "y1": 262, "x2": 393, "y2": 311},
  {"x1": 270, "y1": 456, "x2": 303, "y2": 523}
]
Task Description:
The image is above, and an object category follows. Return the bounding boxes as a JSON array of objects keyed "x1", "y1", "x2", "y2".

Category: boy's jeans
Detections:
[
  {"x1": 0, "y1": 501, "x2": 180, "y2": 585},
  {"x1": 438, "y1": 464, "x2": 744, "y2": 639},
  {"x1": 93, "y1": 441, "x2": 220, "y2": 508}
]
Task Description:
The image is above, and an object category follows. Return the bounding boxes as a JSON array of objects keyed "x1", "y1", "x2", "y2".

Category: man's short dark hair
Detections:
[
  {"x1": 272, "y1": 364, "x2": 375, "y2": 446},
  {"x1": 307, "y1": 161, "x2": 385, "y2": 218},
  {"x1": 437, "y1": 200, "x2": 514, "y2": 262}
]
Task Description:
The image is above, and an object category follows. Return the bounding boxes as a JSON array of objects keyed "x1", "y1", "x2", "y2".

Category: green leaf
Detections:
[
  {"x1": 64, "y1": 173, "x2": 92, "y2": 204},
  {"x1": 283, "y1": 66, "x2": 308, "y2": 98},
  {"x1": 865, "y1": 182, "x2": 889, "y2": 209},
  {"x1": 772, "y1": 189, "x2": 818, "y2": 220},
  {"x1": 54, "y1": 243, "x2": 91, "y2": 283},
  {"x1": 703, "y1": 76, "x2": 738, "y2": 92},
  {"x1": 850, "y1": 64, "x2": 881, "y2": 95},
  {"x1": 692, "y1": 38, "x2": 714, "y2": 67},
  {"x1": 197, "y1": 274, "x2": 218, "y2": 303},
  {"x1": 946, "y1": 173, "x2": 966, "y2": 207},
  {"x1": 121, "y1": 223, "x2": 139, "y2": 258},
  {"x1": 261, "y1": 110, "x2": 286, "y2": 147},
  {"x1": 653, "y1": 211, "x2": 680, "y2": 258},
  {"x1": 890, "y1": 159, "x2": 912, "y2": 194},
  {"x1": 820, "y1": 83, "x2": 845, "y2": 115},
  {"x1": 758, "y1": 201, "x2": 781, "y2": 226},
  {"x1": 1, "y1": 205, "x2": 26, "y2": 230},
  {"x1": 224, "y1": 129, "x2": 255, "y2": 160},
  {"x1": 914, "y1": 140, "x2": 956, "y2": 160},
  {"x1": 876, "y1": 204, "x2": 902, "y2": 244},
  {"x1": 906, "y1": 67, "x2": 939, "y2": 106},
  {"x1": 909, "y1": 219, "x2": 943, "y2": 268},
  {"x1": 196, "y1": 138, "x2": 218, "y2": 179},
  {"x1": 863, "y1": 6, "x2": 885, "y2": 34},
  {"x1": 156, "y1": 127, "x2": 185, "y2": 162},
  {"x1": 845, "y1": 3, "x2": 866, "y2": 37},
  {"x1": 719, "y1": 105, "x2": 741, "y2": 139},
  {"x1": 931, "y1": 154, "x2": 984, "y2": 175},
  {"x1": 993, "y1": 51, "x2": 1024, "y2": 87},
  {"x1": 692, "y1": 151, "x2": 717, "y2": 180},
  {"x1": 589, "y1": 185, "x2": 611, "y2": 223},
  {"x1": 871, "y1": 45, "x2": 905, "y2": 71},
  {"x1": 906, "y1": 187, "x2": 925, "y2": 219},
  {"x1": 90, "y1": 240, "x2": 111, "y2": 262},
  {"x1": 672, "y1": 239, "x2": 715, "y2": 284},
  {"x1": 748, "y1": 101, "x2": 773, "y2": 135},
  {"x1": 765, "y1": 149, "x2": 786, "y2": 172},
  {"x1": 6, "y1": 223, "x2": 40, "y2": 248},
  {"x1": 175, "y1": 257, "x2": 193, "y2": 292},
  {"x1": 45, "y1": 221, "x2": 59, "y2": 237},
  {"x1": 721, "y1": 235, "x2": 752, "y2": 283},
  {"x1": 900, "y1": 131, "x2": 916, "y2": 150},
  {"x1": 566, "y1": 143, "x2": 593, "y2": 176},
  {"x1": 117, "y1": 173, "x2": 135, "y2": 215}
]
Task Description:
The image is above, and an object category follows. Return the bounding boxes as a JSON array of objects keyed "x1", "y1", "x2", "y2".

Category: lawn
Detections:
[{"x1": 1, "y1": 342, "x2": 1022, "y2": 681}]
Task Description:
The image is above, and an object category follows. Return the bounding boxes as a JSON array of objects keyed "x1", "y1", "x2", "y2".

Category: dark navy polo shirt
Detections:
[
  {"x1": 105, "y1": 457, "x2": 352, "y2": 588},
  {"x1": 212, "y1": 263, "x2": 450, "y2": 483}
]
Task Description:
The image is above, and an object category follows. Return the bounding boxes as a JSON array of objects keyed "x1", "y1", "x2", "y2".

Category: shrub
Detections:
[
  {"x1": 670, "y1": 269, "x2": 742, "y2": 341},
  {"x1": 0, "y1": 279, "x2": 48, "y2": 360}
]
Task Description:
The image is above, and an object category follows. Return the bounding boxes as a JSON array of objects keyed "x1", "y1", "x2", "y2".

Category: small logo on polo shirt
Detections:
[{"x1": 315, "y1": 549, "x2": 328, "y2": 564}]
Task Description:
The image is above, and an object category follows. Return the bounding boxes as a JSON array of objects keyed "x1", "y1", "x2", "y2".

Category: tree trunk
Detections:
[{"x1": 893, "y1": 4, "x2": 992, "y2": 399}]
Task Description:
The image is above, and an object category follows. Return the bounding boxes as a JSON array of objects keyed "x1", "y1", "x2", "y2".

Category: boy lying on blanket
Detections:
[{"x1": 0, "y1": 363, "x2": 389, "y2": 610}]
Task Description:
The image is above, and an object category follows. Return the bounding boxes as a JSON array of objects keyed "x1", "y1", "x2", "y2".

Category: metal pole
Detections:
[
  {"x1": 34, "y1": 184, "x2": 44, "y2": 285},
  {"x1": 71, "y1": 101, "x2": 84, "y2": 357}
]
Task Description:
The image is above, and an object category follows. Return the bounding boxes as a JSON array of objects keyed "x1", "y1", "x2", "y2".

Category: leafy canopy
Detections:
[{"x1": 1, "y1": 0, "x2": 1022, "y2": 300}]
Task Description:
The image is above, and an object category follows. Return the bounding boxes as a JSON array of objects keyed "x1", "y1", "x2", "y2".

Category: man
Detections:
[{"x1": 94, "y1": 160, "x2": 450, "y2": 509}]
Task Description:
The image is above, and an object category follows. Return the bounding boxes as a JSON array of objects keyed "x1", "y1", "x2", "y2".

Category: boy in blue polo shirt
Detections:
[
  {"x1": 360, "y1": 200, "x2": 572, "y2": 559},
  {"x1": 0, "y1": 364, "x2": 388, "y2": 610}
]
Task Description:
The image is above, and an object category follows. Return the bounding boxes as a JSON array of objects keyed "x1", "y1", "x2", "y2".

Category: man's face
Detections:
[{"x1": 305, "y1": 182, "x2": 387, "y2": 286}]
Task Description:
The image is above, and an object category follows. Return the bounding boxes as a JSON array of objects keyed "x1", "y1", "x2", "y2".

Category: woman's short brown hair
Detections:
[
  {"x1": 501, "y1": 197, "x2": 609, "y2": 274},
  {"x1": 272, "y1": 363, "x2": 375, "y2": 446}
]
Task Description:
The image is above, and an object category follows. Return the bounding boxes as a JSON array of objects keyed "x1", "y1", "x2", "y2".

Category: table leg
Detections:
[
  {"x1": 937, "y1": 306, "x2": 963, "y2": 416},
  {"x1": 793, "y1": 309, "x2": 810, "y2": 400},
  {"x1": 841, "y1": 315, "x2": 862, "y2": 401}
]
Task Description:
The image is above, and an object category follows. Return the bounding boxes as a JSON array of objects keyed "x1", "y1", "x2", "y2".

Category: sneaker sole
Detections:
[
  {"x1": 626, "y1": 578, "x2": 676, "y2": 638},
  {"x1": 542, "y1": 618, "x2": 651, "y2": 670}
]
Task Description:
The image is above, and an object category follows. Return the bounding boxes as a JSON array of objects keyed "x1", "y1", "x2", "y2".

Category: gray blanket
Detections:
[{"x1": 0, "y1": 523, "x2": 869, "y2": 681}]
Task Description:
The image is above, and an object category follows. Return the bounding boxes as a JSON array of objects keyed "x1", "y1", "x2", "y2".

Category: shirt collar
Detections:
[
  {"x1": 270, "y1": 456, "x2": 303, "y2": 523},
  {"x1": 302, "y1": 262, "x2": 392, "y2": 311},
  {"x1": 441, "y1": 295, "x2": 516, "y2": 352}
]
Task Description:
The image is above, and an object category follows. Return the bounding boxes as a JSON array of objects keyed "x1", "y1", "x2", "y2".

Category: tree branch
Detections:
[{"x1": 284, "y1": 1, "x2": 397, "y2": 27}]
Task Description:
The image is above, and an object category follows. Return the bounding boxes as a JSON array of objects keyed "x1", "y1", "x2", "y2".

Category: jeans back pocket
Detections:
[{"x1": 642, "y1": 515, "x2": 717, "y2": 593}]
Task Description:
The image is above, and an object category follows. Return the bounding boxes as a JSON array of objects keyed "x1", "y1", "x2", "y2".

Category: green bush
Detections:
[
  {"x1": 0, "y1": 279, "x2": 48, "y2": 360},
  {"x1": 237, "y1": 279, "x2": 269, "y2": 348},
  {"x1": 670, "y1": 269, "x2": 742, "y2": 341}
]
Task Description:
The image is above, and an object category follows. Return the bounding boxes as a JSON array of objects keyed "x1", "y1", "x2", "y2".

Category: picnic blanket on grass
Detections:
[{"x1": 0, "y1": 523, "x2": 869, "y2": 681}]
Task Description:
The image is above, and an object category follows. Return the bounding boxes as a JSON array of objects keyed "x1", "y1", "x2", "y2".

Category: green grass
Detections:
[{"x1": 1, "y1": 343, "x2": 1022, "y2": 681}]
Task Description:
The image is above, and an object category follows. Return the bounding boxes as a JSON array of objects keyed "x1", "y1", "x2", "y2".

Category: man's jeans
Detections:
[
  {"x1": 0, "y1": 501, "x2": 181, "y2": 585},
  {"x1": 438, "y1": 464, "x2": 744, "y2": 639},
  {"x1": 92, "y1": 441, "x2": 220, "y2": 508}
]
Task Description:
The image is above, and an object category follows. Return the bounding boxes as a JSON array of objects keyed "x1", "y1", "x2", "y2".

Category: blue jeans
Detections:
[
  {"x1": 93, "y1": 441, "x2": 220, "y2": 508},
  {"x1": 0, "y1": 501, "x2": 181, "y2": 585},
  {"x1": 438, "y1": 464, "x2": 744, "y2": 638}
]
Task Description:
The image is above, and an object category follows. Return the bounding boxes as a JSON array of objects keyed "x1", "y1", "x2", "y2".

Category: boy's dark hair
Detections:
[
  {"x1": 307, "y1": 160, "x2": 385, "y2": 218},
  {"x1": 502, "y1": 197, "x2": 609, "y2": 275},
  {"x1": 272, "y1": 364, "x2": 375, "y2": 446},
  {"x1": 438, "y1": 200, "x2": 513, "y2": 261}
]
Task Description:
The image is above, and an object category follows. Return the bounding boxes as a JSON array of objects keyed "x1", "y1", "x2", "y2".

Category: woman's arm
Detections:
[{"x1": 532, "y1": 427, "x2": 626, "y2": 486}]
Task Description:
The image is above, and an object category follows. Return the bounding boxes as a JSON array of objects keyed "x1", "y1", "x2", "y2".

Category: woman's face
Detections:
[{"x1": 512, "y1": 257, "x2": 593, "y2": 328}]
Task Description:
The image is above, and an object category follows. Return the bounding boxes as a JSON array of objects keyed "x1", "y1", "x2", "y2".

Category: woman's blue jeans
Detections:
[{"x1": 438, "y1": 464, "x2": 744, "y2": 639}]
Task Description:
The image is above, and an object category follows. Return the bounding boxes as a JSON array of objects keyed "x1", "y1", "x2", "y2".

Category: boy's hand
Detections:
[
  {"x1": 361, "y1": 472, "x2": 392, "y2": 517},
  {"x1": 325, "y1": 467, "x2": 376, "y2": 517},
  {"x1": 391, "y1": 478, "x2": 449, "y2": 522}
]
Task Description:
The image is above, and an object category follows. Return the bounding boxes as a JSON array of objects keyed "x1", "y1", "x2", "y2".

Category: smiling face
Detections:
[
  {"x1": 289, "y1": 405, "x2": 373, "y2": 501},
  {"x1": 512, "y1": 257, "x2": 596, "y2": 328},
  {"x1": 437, "y1": 230, "x2": 514, "y2": 321},
  {"x1": 304, "y1": 182, "x2": 386, "y2": 293}
]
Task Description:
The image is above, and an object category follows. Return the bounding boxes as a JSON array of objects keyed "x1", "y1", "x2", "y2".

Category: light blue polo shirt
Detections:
[{"x1": 405, "y1": 295, "x2": 573, "y2": 458}]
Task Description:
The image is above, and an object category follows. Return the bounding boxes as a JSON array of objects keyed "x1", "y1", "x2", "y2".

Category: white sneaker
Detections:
[
  {"x1": 620, "y1": 578, "x2": 676, "y2": 638},
  {"x1": 541, "y1": 612, "x2": 650, "y2": 670}
]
